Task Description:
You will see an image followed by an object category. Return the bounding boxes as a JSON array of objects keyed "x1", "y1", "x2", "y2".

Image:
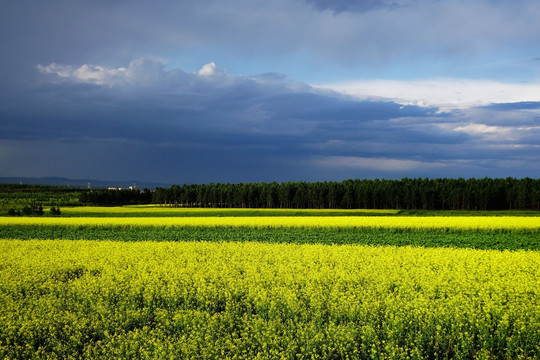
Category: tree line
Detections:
[
  {"x1": 152, "y1": 178, "x2": 540, "y2": 211},
  {"x1": 7, "y1": 178, "x2": 538, "y2": 210}
]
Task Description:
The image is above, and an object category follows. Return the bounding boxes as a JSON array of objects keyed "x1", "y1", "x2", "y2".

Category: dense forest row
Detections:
[
  {"x1": 2, "y1": 178, "x2": 540, "y2": 210},
  {"x1": 151, "y1": 178, "x2": 540, "y2": 210}
]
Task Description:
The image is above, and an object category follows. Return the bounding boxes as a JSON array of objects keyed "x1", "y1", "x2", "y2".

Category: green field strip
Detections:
[
  {"x1": 1, "y1": 225, "x2": 539, "y2": 250},
  {"x1": 56, "y1": 206, "x2": 402, "y2": 217}
]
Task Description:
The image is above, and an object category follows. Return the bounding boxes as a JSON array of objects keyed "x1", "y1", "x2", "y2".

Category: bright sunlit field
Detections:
[
  {"x1": 1, "y1": 239, "x2": 539, "y2": 359},
  {"x1": 1, "y1": 214, "x2": 540, "y2": 230},
  {"x1": 1, "y1": 206, "x2": 539, "y2": 359}
]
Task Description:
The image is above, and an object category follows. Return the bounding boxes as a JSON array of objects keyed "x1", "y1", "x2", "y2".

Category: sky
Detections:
[{"x1": 1, "y1": 0, "x2": 539, "y2": 184}]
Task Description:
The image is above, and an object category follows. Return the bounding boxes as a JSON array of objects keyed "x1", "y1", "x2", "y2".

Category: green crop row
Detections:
[
  {"x1": 3, "y1": 205, "x2": 539, "y2": 217},
  {"x1": 1, "y1": 225, "x2": 539, "y2": 250},
  {"x1": 56, "y1": 206, "x2": 401, "y2": 217}
]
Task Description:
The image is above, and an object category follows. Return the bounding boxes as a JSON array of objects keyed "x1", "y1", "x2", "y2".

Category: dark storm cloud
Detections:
[
  {"x1": 2, "y1": 1, "x2": 540, "y2": 183},
  {"x1": 2, "y1": 58, "x2": 539, "y2": 182},
  {"x1": 3, "y1": 59, "x2": 441, "y2": 145},
  {"x1": 0, "y1": 59, "x2": 467, "y2": 182}
]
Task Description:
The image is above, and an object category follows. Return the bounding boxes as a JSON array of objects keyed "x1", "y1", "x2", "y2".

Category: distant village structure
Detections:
[{"x1": 108, "y1": 184, "x2": 138, "y2": 191}]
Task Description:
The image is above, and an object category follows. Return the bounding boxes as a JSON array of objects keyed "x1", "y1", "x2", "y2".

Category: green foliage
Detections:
[
  {"x1": 1, "y1": 225, "x2": 539, "y2": 250},
  {"x1": 0, "y1": 184, "x2": 86, "y2": 211},
  {"x1": 2, "y1": 178, "x2": 540, "y2": 211},
  {"x1": 7, "y1": 208, "x2": 21, "y2": 216},
  {"x1": 153, "y1": 177, "x2": 540, "y2": 210},
  {"x1": 49, "y1": 206, "x2": 61, "y2": 216},
  {"x1": 21, "y1": 201, "x2": 43, "y2": 216},
  {"x1": 80, "y1": 188, "x2": 152, "y2": 206}
]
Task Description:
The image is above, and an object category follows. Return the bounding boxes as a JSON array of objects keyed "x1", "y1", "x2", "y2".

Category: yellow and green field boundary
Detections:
[{"x1": 2, "y1": 205, "x2": 540, "y2": 358}]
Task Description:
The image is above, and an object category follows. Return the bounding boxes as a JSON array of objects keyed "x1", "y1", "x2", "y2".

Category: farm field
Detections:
[
  {"x1": 1, "y1": 206, "x2": 539, "y2": 359},
  {"x1": 2, "y1": 225, "x2": 540, "y2": 251},
  {"x1": 1, "y1": 239, "x2": 539, "y2": 359},
  {"x1": 13, "y1": 205, "x2": 540, "y2": 217},
  {"x1": 59, "y1": 206, "x2": 401, "y2": 216},
  {"x1": 2, "y1": 214, "x2": 540, "y2": 230}
]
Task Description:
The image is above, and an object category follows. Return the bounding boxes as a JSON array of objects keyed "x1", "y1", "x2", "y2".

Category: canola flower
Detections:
[
  {"x1": 1, "y1": 215, "x2": 539, "y2": 230},
  {"x1": 59, "y1": 206, "x2": 400, "y2": 215},
  {"x1": 1, "y1": 239, "x2": 539, "y2": 359}
]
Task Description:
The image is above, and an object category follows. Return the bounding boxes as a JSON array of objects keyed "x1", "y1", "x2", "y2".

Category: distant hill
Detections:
[{"x1": 0, "y1": 177, "x2": 171, "y2": 189}]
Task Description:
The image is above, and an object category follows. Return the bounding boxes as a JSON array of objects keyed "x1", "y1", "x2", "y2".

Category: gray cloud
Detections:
[
  {"x1": 1, "y1": 59, "x2": 539, "y2": 182},
  {"x1": 2, "y1": 0, "x2": 540, "y2": 81},
  {"x1": 1, "y1": 1, "x2": 539, "y2": 182}
]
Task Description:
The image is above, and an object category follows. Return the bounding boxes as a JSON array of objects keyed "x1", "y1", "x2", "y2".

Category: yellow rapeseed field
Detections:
[
  {"x1": 1, "y1": 215, "x2": 539, "y2": 230},
  {"x1": 1, "y1": 239, "x2": 539, "y2": 358},
  {"x1": 60, "y1": 206, "x2": 400, "y2": 215}
]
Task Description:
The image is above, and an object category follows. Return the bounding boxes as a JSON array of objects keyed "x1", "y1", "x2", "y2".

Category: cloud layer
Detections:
[
  {"x1": 2, "y1": 0, "x2": 540, "y2": 82},
  {"x1": 0, "y1": 58, "x2": 538, "y2": 182},
  {"x1": 1, "y1": 1, "x2": 539, "y2": 182}
]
